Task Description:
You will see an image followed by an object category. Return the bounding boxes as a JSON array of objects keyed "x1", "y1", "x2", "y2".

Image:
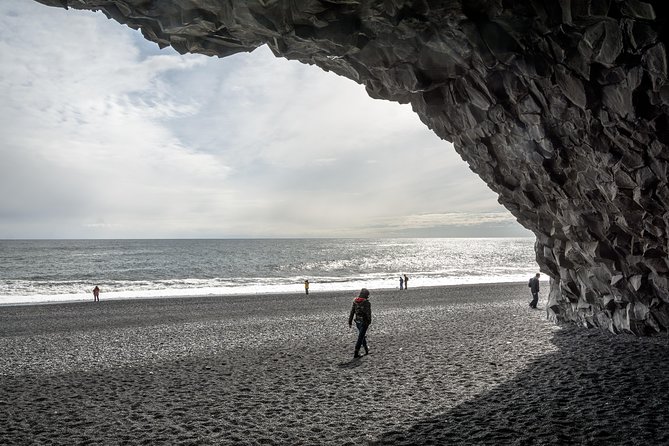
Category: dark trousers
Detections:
[
  {"x1": 530, "y1": 292, "x2": 539, "y2": 308},
  {"x1": 355, "y1": 320, "x2": 369, "y2": 353}
]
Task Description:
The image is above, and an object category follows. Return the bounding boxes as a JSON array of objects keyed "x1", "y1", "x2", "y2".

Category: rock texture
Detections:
[{"x1": 34, "y1": 0, "x2": 669, "y2": 335}]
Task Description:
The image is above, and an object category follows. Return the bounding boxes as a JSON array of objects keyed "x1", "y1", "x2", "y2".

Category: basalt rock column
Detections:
[{"x1": 34, "y1": 0, "x2": 669, "y2": 334}]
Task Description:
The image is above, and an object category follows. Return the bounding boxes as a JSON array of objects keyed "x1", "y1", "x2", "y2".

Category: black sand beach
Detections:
[{"x1": 2, "y1": 283, "x2": 669, "y2": 445}]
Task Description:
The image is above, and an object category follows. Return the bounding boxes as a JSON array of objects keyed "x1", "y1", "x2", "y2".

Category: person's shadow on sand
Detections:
[
  {"x1": 337, "y1": 357, "x2": 364, "y2": 369},
  {"x1": 372, "y1": 326, "x2": 669, "y2": 445}
]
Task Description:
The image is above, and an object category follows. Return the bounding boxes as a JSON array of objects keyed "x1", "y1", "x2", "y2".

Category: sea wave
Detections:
[
  {"x1": 0, "y1": 238, "x2": 539, "y2": 305},
  {"x1": 0, "y1": 273, "x2": 534, "y2": 305}
]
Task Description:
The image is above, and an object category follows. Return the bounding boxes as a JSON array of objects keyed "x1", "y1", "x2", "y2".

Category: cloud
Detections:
[
  {"x1": 0, "y1": 2, "x2": 229, "y2": 236},
  {"x1": 0, "y1": 0, "x2": 532, "y2": 239}
]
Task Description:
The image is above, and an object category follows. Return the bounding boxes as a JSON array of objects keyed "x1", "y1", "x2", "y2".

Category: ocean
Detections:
[{"x1": 0, "y1": 238, "x2": 538, "y2": 305}]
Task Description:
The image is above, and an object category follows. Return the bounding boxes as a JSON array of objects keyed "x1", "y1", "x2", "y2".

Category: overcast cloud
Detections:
[{"x1": 0, "y1": 1, "x2": 532, "y2": 239}]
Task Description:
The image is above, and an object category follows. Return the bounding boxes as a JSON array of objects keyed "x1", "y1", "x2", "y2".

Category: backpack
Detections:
[{"x1": 528, "y1": 278, "x2": 532, "y2": 287}]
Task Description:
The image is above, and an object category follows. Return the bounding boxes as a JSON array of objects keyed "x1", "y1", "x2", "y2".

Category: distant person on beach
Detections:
[
  {"x1": 528, "y1": 273, "x2": 540, "y2": 308},
  {"x1": 304, "y1": 280, "x2": 309, "y2": 295},
  {"x1": 348, "y1": 288, "x2": 372, "y2": 358},
  {"x1": 404, "y1": 274, "x2": 409, "y2": 289},
  {"x1": 399, "y1": 276, "x2": 404, "y2": 290},
  {"x1": 92, "y1": 286, "x2": 100, "y2": 302}
]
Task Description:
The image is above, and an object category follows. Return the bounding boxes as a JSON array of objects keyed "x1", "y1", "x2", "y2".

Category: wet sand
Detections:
[{"x1": 2, "y1": 283, "x2": 669, "y2": 445}]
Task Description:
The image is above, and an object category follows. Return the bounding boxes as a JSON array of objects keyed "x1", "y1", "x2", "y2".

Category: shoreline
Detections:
[
  {"x1": 0, "y1": 279, "x2": 542, "y2": 308},
  {"x1": 4, "y1": 282, "x2": 667, "y2": 445}
]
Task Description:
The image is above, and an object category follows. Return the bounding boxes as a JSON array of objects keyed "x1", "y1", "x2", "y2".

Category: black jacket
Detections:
[
  {"x1": 529, "y1": 277, "x2": 540, "y2": 293},
  {"x1": 348, "y1": 297, "x2": 372, "y2": 326}
]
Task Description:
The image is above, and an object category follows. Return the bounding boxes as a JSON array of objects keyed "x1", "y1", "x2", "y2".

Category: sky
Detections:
[{"x1": 0, "y1": 1, "x2": 533, "y2": 239}]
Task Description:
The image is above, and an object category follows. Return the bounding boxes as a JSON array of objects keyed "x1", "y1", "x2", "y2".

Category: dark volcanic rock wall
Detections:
[{"x1": 35, "y1": 0, "x2": 669, "y2": 334}]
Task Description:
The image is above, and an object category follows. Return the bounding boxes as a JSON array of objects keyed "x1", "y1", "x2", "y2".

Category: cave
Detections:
[{"x1": 34, "y1": 0, "x2": 669, "y2": 335}]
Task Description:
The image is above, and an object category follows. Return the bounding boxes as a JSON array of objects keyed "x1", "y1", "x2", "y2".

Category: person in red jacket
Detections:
[{"x1": 348, "y1": 288, "x2": 372, "y2": 358}]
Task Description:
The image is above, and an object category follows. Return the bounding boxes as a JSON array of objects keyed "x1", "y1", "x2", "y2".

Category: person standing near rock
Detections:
[
  {"x1": 348, "y1": 288, "x2": 372, "y2": 358},
  {"x1": 92, "y1": 286, "x2": 100, "y2": 302},
  {"x1": 528, "y1": 273, "x2": 540, "y2": 308},
  {"x1": 404, "y1": 274, "x2": 409, "y2": 289},
  {"x1": 304, "y1": 279, "x2": 309, "y2": 295},
  {"x1": 399, "y1": 275, "x2": 404, "y2": 290}
]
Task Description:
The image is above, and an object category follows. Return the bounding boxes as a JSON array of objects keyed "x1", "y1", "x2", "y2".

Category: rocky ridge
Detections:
[{"x1": 34, "y1": 0, "x2": 669, "y2": 334}]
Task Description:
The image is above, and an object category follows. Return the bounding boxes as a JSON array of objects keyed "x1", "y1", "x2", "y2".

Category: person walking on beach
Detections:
[
  {"x1": 348, "y1": 288, "x2": 372, "y2": 358},
  {"x1": 404, "y1": 274, "x2": 409, "y2": 289},
  {"x1": 92, "y1": 286, "x2": 100, "y2": 302},
  {"x1": 304, "y1": 280, "x2": 310, "y2": 295},
  {"x1": 528, "y1": 273, "x2": 540, "y2": 309},
  {"x1": 399, "y1": 276, "x2": 404, "y2": 290}
]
